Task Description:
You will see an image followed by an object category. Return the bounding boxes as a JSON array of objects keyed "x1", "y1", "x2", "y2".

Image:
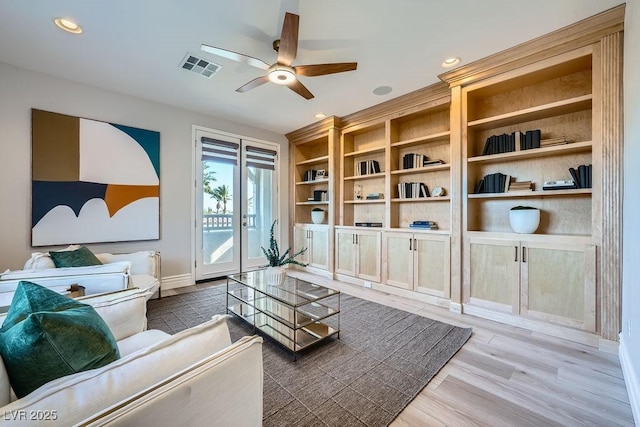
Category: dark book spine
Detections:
[
  {"x1": 578, "y1": 165, "x2": 587, "y2": 189},
  {"x1": 569, "y1": 167, "x2": 580, "y2": 188},
  {"x1": 587, "y1": 164, "x2": 592, "y2": 188},
  {"x1": 532, "y1": 130, "x2": 541, "y2": 149}
]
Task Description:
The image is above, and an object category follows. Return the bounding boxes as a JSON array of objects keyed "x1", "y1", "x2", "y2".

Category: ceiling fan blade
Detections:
[
  {"x1": 236, "y1": 76, "x2": 270, "y2": 93},
  {"x1": 288, "y1": 79, "x2": 314, "y2": 100},
  {"x1": 277, "y1": 12, "x2": 299, "y2": 66},
  {"x1": 295, "y1": 62, "x2": 358, "y2": 77},
  {"x1": 201, "y1": 44, "x2": 270, "y2": 71}
]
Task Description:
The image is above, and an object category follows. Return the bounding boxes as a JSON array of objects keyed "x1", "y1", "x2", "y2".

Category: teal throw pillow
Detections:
[
  {"x1": 49, "y1": 245, "x2": 103, "y2": 268},
  {"x1": 0, "y1": 281, "x2": 119, "y2": 398}
]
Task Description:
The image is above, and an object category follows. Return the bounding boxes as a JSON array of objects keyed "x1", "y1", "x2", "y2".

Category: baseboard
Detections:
[
  {"x1": 449, "y1": 302, "x2": 463, "y2": 314},
  {"x1": 161, "y1": 273, "x2": 193, "y2": 290},
  {"x1": 619, "y1": 333, "x2": 640, "y2": 425}
]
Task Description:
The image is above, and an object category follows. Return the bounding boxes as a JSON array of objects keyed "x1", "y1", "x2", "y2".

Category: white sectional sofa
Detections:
[
  {"x1": 0, "y1": 250, "x2": 161, "y2": 305},
  {"x1": 0, "y1": 289, "x2": 264, "y2": 426}
]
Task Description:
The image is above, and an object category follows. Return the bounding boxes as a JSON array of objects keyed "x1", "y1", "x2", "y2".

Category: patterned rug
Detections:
[{"x1": 147, "y1": 284, "x2": 472, "y2": 427}]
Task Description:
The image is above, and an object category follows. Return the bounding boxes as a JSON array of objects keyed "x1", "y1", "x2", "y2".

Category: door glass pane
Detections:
[
  {"x1": 246, "y1": 166, "x2": 273, "y2": 260},
  {"x1": 202, "y1": 160, "x2": 236, "y2": 267}
]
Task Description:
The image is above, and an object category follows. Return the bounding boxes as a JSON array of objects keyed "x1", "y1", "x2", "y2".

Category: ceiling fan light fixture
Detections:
[
  {"x1": 268, "y1": 65, "x2": 296, "y2": 85},
  {"x1": 54, "y1": 17, "x2": 83, "y2": 34},
  {"x1": 442, "y1": 57, "x2": 461, "y2": 68}
]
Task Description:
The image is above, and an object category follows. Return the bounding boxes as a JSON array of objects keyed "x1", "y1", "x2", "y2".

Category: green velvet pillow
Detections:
[
  {"x1": 49, "y1": 245, "x2": 102, "y2": 268},
  {"x1": 0, "y1": 281, "x2": 119, "y2": 398}
]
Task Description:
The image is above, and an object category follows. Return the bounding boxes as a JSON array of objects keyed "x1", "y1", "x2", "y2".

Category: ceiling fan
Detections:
[{"x1": 201, "y1": 12, "x2": 357, "y2": 100}]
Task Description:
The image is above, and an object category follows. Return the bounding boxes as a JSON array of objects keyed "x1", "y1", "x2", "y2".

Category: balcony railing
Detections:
[{"x1": 203, "y1": 214, "x2": 256, "y2": 231}]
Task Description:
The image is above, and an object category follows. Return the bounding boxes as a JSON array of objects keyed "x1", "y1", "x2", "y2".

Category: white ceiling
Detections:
[{"x1": 0, "y1": 0, "x2": 624, "y2": 135}]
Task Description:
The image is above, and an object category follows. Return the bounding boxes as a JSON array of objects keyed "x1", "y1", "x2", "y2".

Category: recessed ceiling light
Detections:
[
  {"x1": 54, "y1": 18, "x2": 83, "y2": 34},
  {"x1": 373, "y1": 86, "x2": 392, "y2": 96},
  {"x1": 442, "y1": 57, "x2": 461, "y2": 68},
  {"x1": 314, "y1": 113, "x2": 327, "y2": 119}
]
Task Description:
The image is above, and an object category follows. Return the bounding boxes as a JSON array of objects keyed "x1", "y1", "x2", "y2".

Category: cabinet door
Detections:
[
  {"x1": 356, "y1": 230, "x2": 381, "y2": 282},
  {"x1": 520, "y1": 241, "x2": 596, "y2": 332},
  {"x1": 414, "y1": 235, "x2": 450, "y2": 298},
  {"x1": 293, "y1": 226, "x2": 310, "y2": 266},
  {"x1": 382, "y1": 232, "x2": 413, "y2": 290},
  {"x1": 335, "y1": 229, "x2": 356, "y2": 276},
  {"x1": 309, "y1": 226, "x2": 329, "y2": 270},
  {"x1": 465, "y1": 237, "x2": 520, "y2": 313}
]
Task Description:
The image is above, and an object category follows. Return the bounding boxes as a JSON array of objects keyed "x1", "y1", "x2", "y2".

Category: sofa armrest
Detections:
[{"x1": 80, "y1": 335, "x2": 264, "y2": 427}]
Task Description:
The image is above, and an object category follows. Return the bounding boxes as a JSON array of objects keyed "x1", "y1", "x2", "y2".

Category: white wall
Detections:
[
  {"x1": 622, "y1": 0, "x2": 640, "y2": 422},
  {"x1": 0, "y1": 61, "x2": 288, "y2": 278}
]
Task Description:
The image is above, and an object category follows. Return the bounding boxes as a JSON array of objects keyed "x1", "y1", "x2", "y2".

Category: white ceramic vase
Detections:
[
  {"x1": 265, "y1": 266, "x2": 286, "y2": 285},
  {"x1": 509, "y1": 208, "x2": 540, "y2": 234},
  {"x1": 311, "y1": 210, "x2": 325, "y2": 224}
]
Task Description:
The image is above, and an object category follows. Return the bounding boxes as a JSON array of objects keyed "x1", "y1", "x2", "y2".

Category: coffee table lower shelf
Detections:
[{"x1": 228, "y1": 302, "x2": 339, "y2": 359}]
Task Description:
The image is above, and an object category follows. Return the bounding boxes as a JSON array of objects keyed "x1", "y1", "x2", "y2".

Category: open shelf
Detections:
[
  {"x1": 467, "y1": 94, "x2": 592, "y2": 131},
  {"x1": 391, "y1": 197, "x2": 450, "y2": 203},
  {"x1": 343, "y1": 146, "x2": 386, "y2": 157},
  {"x1": 468, "y1": 188, "x2": 592, "y2": 199},
  {"x1": 391, "y1": 164, "x2": 450, "y2": 175},
  {"x1": 295, "y1": 201, "x2": 329, "y2": 206},
  {"x1": 390, "y1": 131, "x2": 451, "y2": 149},
  {"x1": 344, "y1": 199, "x2": 385, "y2": 204},
  {"x1": 344, "y1": 172, "x2": 386, "y2": 181},
  {"x1": 295, "y1": 155, "x2": 329, "y2": 167},
  {"x1": 295, "y1": 179, "x2": 329, "y2": 186},
  {"x1": 468, "y1": 141, "x2": 592, "y2": 164}
]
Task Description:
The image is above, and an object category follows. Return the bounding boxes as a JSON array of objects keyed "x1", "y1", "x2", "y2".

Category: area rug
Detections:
[{"x1": 147, "y1": 285, "x2": 472, "y2": 427}]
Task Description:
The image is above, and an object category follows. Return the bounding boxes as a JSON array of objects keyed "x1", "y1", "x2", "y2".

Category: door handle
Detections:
[
  {"x1": 514, "y1": 246, "x2": 518, "y2": 262},
  {"x1": 522, "y1": 247, "x2": 527, "y2": 263}
]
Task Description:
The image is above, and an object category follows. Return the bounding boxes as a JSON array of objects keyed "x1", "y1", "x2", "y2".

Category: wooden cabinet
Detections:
[
  {"x1": 293, "y1": 224, "x2": 329, "y2": 271},
  {"x1": 335, "y1": 228, "x2": 381, "y2": 282},
  {"x1": 287, "y1": 117, "x2": 341, "y2": 276},
  {"x1": 465, "y1": 235, "x2": 596, "y2": 331},
  {"x1": 383, "y1": 231, "x2": 450, "y2": 298}
]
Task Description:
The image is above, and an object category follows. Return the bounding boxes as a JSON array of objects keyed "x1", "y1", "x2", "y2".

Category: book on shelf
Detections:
[
  {"x1": 476, "y1": 172, "x2": 512, "y2": 193},
  {"x1": 397, "y1": 182, "x2": 430, "y2": 198},
  {"x1": 508, "y1": 180, "x2": 534, "y2": 192},
  {"x1": 523, "y1": 129, "x2": 541, "y2": 150},
  {"x1": 570, "y1": 164, "x2": 592, "y2": 189},
  {"x1": 482, "y1": 132, "x2": 519, "y2": 155},
  {"x1": 355, "y1": 159, "x2": 381, "y2": 176},
  {"x1": 303, "y1": 169, "x2": 318, "y2": 181},
  {"x1": 401, "y1": 154, "x2": 445, "y2": 170},
  {"x1": 313, "y1": 190, "x2": 328, "y2": 201},
  {"x1": 365, "y1": 192, "x2": 384, "y2": 200},
  {"x1": 540, "y1": 137, "x2": 568, "y2": 147},
  {"x1": 355, "y1": 222, "x2": 383, "y2": 227},
  {"x1": 409, "y1": 220, "x2": 438, "y2": 229}
]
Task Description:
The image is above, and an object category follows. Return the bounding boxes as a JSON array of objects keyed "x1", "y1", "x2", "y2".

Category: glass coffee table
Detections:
[{"x1": 226, "y1": 270, "x2": 340, "y2": 360}]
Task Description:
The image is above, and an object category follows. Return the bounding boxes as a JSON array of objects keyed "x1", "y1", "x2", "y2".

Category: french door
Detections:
[{"x1": 194, "y1": 128, "x2": 279, "y2": 280}]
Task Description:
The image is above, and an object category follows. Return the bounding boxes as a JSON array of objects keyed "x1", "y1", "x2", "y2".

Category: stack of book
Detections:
[
  {"x1": 401, "y1": 153, "x2": 444, "y2": 169},
  {"x1": 397, "y1": 182, "x2": 430, "y2": 198},
  {"x1": 569, "y1": 164, "x2": 592, "y2": 188},
  {"x1": 355, "y1": 160, "x2": 381, "y2": 176},
  {"x1": 365, "y1": 192, "x2": 384, "y2": 200},
  {"x1": 508, "y1": 180, "x2": 534, "y2": 192},
  {"x1": 303, "y1": 169, "x2": 318, "y2": 181},
  {"x1": 474, "y1": 173, "x2": 511, "y2": 194},
  {"x1": 520, "y1": 130, "x2": 542, "y2": 150},
  {"x1": 409, "y1": 220, "x2": 438, "y2": 230},
  {"x1": 482, "y1": 133, "x2": 518, "y2": 155},
  {"x1": 540, "y1": 137, "x2": 568, "y2": 148}
]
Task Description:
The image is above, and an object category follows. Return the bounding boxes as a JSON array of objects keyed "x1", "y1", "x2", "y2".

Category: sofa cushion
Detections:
[
  {"x1": 49, "y1": 246, "x2": 103, "y2": 268},
  {"x1": 0, "y1": 282, "x2": 119, "y2": 398},
  {"x1": 1, "y1": 315, "x2": 234, "y2": 424},
  {"x1": 117, "y1": 329, "x2": 171, "y2": 356},
  {"x1": 78, "y1": 288, "x2": 151, "y2": 341},
  {"x1": 23, "y1": 245, "x2": 81, "y2": 270}
]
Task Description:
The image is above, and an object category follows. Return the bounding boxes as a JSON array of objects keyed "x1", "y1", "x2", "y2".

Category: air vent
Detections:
[{"x1": 180, "y1": 53, "x2": 221, "y2": 78}]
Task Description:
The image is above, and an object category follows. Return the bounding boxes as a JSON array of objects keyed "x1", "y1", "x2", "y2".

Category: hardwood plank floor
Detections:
[{"x1": 163, "y1": 273, "x2": 635, "y2": 426}]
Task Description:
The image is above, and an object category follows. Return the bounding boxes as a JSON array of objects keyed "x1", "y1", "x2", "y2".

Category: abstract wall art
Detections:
[{"x1": 31, "y1": 109, "x2": 160, "y2": 246}]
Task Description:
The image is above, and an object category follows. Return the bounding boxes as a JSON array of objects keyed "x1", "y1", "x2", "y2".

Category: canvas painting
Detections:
[{"x1": 31, "y1": 109, "x2": 160, "y2": 246}]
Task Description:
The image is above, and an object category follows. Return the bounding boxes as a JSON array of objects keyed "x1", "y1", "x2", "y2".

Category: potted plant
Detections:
[
  {"x1": 261, "y1": 220, "x2": 308, "y2": 284},
  {"x1": 311, "y1": 207, "x2": 325, "y2": 224},
  {"x1": 509, "y1": 206, "x2": 540, "y2": 233}
]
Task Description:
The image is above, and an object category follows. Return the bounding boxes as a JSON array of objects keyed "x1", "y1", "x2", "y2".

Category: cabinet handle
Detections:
[
  {"x1": 409, "y1": 238, "x2": 412, "y2": 251},
  {"x1": 352, "y1": 234, "x2": 355, "y2": 244},
  {"x1": 514, "y1": 246, "x2": 518, "y2": 262},
  {"x1": 522, "y1": 247, "x2": 527, "y2": 263},
  {"x1": 356, "y1": 235, "x2": 359, "y2": 245}
]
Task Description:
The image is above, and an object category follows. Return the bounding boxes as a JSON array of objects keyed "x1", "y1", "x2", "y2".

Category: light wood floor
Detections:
[{"x1": 163, "y1": 273, "x2": 635, "y2": 426}]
